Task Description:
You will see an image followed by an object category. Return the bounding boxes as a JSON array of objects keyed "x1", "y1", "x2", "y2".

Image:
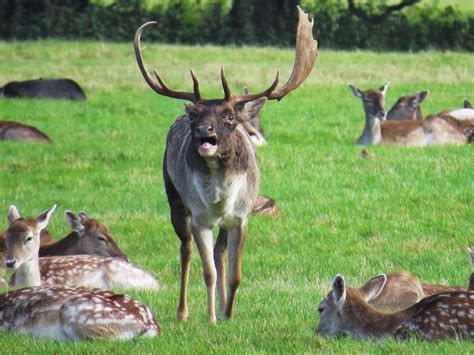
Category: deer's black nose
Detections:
[
  {"x1": 5, "y1": 259, "x2": 16, "y2": 268},
  {"x1": 196, "y1": 125, "x2": 214, "y2": 135}
]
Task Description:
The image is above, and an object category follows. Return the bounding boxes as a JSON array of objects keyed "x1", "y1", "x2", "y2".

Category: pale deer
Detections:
[
  {"x1": 349, "y1": 83, "x2": 471, "y2": 146},
  {"x1": 240, "y1": 86, "x2": 268, "y2": 146},
  {"x1": 316, "y1": 274, "x2": 473, "y2": 341},
  {"x1": 5, "y1": 205, "x2": 159, "y2": 291},
  {"x1": 134, "y1": 6, "x2": 317, "y2": 322},
  {"x1": 0, "y1": 121, "x2": 52, "y2": 143},
  {"x1": 0, "y1": 285, "x2": 159, "y2": 340},
  {"x1": 386, "y1": 90, "x2": 429, "y2": 120}
]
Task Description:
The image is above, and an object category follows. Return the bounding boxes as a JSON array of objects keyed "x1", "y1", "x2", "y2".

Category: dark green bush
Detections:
[{"x1": 0, "y1": 0, "x2": 472, "y2": 51}]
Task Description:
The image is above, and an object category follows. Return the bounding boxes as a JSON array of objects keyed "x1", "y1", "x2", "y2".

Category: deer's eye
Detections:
[
  {"x1": 24, "y1": 236, "x2": 33, "y2": 244},
  {"x1": 318, "y1": 306, "x2": 324, "y2": 314},
  {"x1": 96, "y1": 235, "x2": 108, "y2": 244}
]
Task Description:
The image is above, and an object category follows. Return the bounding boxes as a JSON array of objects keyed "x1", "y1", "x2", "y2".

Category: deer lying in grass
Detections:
[
  {"x1": 134, "y1": 6, "x2": 317, "y2": 321},
  {"x1": 0, "y1": 121, "x2": 52, "y2": 143},
  {"x1": 39, "y1": 210, "x2": 128, "y2": 260},
  {"x1": 349, "y1": 83, "x2": 472, "y2": 146},
  {"x1": 386, "y1": 90, "x2": 429, "y2": 120},
  {"x1": 0, "y1": 285, "x2": 160, "y2": 340},
  {"x1": 5, "y1": 205, "x2": 159, "y2": 291},
  {"x1": 316, "y1": 274, "x2": 473, "y2": 341},
  {"x1": 360, "y1": 271, "x2": 468, "y2": 311}
]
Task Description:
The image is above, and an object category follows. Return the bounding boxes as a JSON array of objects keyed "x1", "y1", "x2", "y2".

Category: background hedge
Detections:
[{"x1": 0, "y1": 0, "x2": 473, "y2": 51}]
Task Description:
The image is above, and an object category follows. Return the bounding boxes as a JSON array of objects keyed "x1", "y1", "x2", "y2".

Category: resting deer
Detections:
[
  {"x1": 134, "y1": 6, "x2": 317, "y2": 321},
  {"x1": 386, "y1": 90, "x2": 429, "y2": 120},
  {"x1": 0, "y1": 121, "x2": 52, "y2": 143},
  {"x1": 38, "y1": 210, "x2": 128, "y2": 260},
  {"x1": 316, "y1": 274, "x2": 474, "y2": 341},
  {"x1": 360, "y1": 271, "x2": 468, "y2": 311},
  {"x1": 5, "y1": 205, "x2": 159, "y2": 291},
  {"x1": 0, "y1": 285, "x2": 160, "y2": 340},
  {"x1": 349, "y1": 83, "x2": 471, "y2": 146}
]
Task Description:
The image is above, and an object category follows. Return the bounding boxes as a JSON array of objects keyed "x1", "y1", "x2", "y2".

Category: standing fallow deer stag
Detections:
[
  {"x1": 316, "y1": 274, "x2": 473, "y2": 341},
  {"x1": 0, "y1": 285, "x2": 160, "y2": 340},
  {"x1": 134, "y1": 6, "x2": 317, "y2": 322},
  {"x1": 0, "y1": 121, "x2": 52, "y2": 143},
  {"x1": 386, "y1": 90, "x2": 429, "y2": 120},
  {"x1": 349, "y1": 83, "x2": 472, "y2": 146},
  {"x1": 5, "y1": 205, "x2": 159, "y2": 291}
]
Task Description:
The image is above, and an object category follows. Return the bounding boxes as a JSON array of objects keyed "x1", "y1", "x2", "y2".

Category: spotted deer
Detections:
[
  {"x1": 134, "y1": 6, "x2": 317, "y2": 322},
  {"x1": 386, "y1": 90, "x2": 429, "y2": 120},
  {"x1": 0, "y1": 121, "x2": 52, "y2": 143},
  {"x1": 349, "y1": 83, "x2": 472, "y2": 146},
  {"x1": 0, "y1": 285, "x2": 159, "y2": 340},
  {"x1": 316, "y1": 274, "x2": 473, "y2": 341},
  {"x1": 5, "y1": 205, "x2": 159, "y2": 291}
]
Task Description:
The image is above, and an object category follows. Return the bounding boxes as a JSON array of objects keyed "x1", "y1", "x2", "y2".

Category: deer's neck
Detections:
[
  {"x1": 358, "y1": 117, "x2": 381, "y2": 145},
  {"x1": 38, "y1": 231, "x2": 76, "y2": 257},
  {"x1": 13, "y1": 255, "x2": 41, "y2": 287}
]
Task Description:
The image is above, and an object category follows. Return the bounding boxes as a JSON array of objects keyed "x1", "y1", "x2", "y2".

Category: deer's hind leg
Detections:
[{"x1": 164, "y1": 164, "x2": 193, "y2": 321}]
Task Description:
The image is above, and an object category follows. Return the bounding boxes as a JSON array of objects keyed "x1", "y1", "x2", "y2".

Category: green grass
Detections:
[{"x1": 0, "y1": 40, "x2": 473, "y2": 352}]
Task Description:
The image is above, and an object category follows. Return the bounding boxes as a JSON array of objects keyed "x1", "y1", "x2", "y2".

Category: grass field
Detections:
[{"x1": 0, "y1": 40, "x2": 473, "y2": 352}]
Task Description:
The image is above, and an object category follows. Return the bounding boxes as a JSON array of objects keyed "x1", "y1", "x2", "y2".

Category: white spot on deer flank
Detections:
[
  {"x1": 430, "y1": 316, "x2": 437, "y2": 321},
  {"x1": 457, "y1": 310, "x2": 465, "y2": 317}
]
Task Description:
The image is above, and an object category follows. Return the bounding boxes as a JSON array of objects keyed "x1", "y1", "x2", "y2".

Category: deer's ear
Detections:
[
  {"x1": 36, "y1": 204, "x2": 57, "y2": 231},
  {"x1": 379, "y1": 81, "x2": 390, "y2": 96},
  {"x1": 237, "y1": 98, "x2": 268, "y2": 122},
  {"x1": 78, "y1": 211, "x2": 90, "y2": 224},
  {"x1": 464, "y1": 99, "x2": 472, "y2": 109},
  {"x1": 414, "y1": 91, "x2": 429, "y2": 105},
  {"x1": 359, "y1": 274, "x2": 387, "y2": 302},
  {"x1": 348, "y1": 84, "x2": 363, "y2": 99},
  {"x1": 65, "y1": 210, "x2": 85, "y2": 234},
  {"x1": 7, "y1": 205, "x2": 21, "y2": 225},
  {"x1": 332, "y1": 274, "x2": 346, "y2": 304}
]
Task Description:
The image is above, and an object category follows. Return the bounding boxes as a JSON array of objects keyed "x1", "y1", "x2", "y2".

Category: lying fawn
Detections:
[
  {"x1": 360, "y1": 271, "x2": 466, "y2": 311},
  {"x1": 0, "y1": 285, "x2": 159, "y2": 340},
  {"x1": 0, "y1": 120, "x2": 52, "y2": 143},
  {"x1": 349, "y1": 83, "x2": 471, "y2": 146},
  {"x1": 387, "y1": 90, "x2": 429, "y2": 120},
  {"x1": 316, "y1": 274, "x2": 473, "y2": 340},
  {"x1": 5, "y1": 205, "x2": 159, "y2": 291},
  {"x1": 39, "y1": 210, "x2": 128, "y2": 260}
]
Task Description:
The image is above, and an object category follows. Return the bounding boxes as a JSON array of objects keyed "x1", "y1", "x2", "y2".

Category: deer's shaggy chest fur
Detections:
[{"x1": 166, "y1": 116, "x2": 259, "y2": 229}]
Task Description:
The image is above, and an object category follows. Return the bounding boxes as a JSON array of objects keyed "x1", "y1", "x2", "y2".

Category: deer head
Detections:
[
  {"x1": 5, "y1": 205, "x2": 56, "y2": 270},
  {"x1": 64, "y1": 211, "x2": 128, "y2": 260},
  {"x1": 348, "y1": 82, "x2": 390, "y2": 122},
  {"x1": 387, "y1": 91, "x2": 429, "y2": 120},
  {"x1": 134, "y1": 6, "x2": 317, "y2": 160},
  {"x1": 316, "y1": 274, "x2": 387, "y2": 338}
]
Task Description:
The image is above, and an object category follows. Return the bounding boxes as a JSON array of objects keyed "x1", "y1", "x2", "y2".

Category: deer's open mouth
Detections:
[{"x1": 197, "y1": 135, "x2": 218, "y2": 157}]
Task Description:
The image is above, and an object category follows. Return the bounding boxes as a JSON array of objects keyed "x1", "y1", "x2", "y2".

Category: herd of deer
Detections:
[{"x1": 0, "y1": 5, "x2": 472, "y2": 344}]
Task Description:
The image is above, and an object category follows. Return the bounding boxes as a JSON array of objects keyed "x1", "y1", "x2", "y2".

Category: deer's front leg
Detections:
[
  {"x1": 214, "y1": 229, "x2": 228, "y2": 315},
  {"x1": 221, "y1": 223, "x2": 247, "y2": 319},
  {"x1": 192, "y1": 225, "x2": 217, "y2": 322}
]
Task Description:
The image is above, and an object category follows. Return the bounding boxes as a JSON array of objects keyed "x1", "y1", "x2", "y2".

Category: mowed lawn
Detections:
[{"x1": 0, "y1": 40, "x2": 473, "y2": 352}]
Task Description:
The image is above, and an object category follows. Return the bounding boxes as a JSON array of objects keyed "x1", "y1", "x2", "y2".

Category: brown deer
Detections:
[
  {"x1": 316, "y1": 274, "x2": 473, "y2": 341},
  {"x1": 0, "y1": 285, "x2": 159, "y2": 340},
  {"x1": 386, "y1": 90, "x2": 429, "y2": 120},
  {"x1": 134, "y1": 6, "x2": 317, "y2": 322},
  {"x1": 5, "y1": 205, "x2": 159, "y2": 291},
  {"x1": 0, "y1": 121, "x2": 52, "y2": 143},
  {"x1": 360, "y1": 271, "x2": 467, "y2": 312},
  {"x1": 349, "y1": 84, "x2": 472, "y2": 146},
  {"x1": 39, "y1": 210, "x2": 128, "y2": 260}
]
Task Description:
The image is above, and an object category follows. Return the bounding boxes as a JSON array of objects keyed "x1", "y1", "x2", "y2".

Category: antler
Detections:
[
  {"x1": 134, "y1": 21, "x2": 199, "y2": 102},
  {"x1": 267, "y1": 6, "x2": 318, "y2": 101}
]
